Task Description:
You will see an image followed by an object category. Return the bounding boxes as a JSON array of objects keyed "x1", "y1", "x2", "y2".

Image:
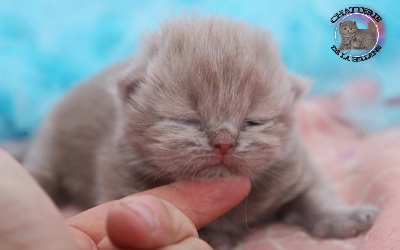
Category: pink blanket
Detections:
[{"x1": 236, "y1": 96, "x2": 400, "y2": 249}]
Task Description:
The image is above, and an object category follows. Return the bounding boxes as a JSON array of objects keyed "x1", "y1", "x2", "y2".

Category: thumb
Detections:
[
  {"x1": 106, "y1": 177, "x2": 251, "y2": 249},
  {"x1": 167, "y1": 177, "x2": 252, "y2": 228}
]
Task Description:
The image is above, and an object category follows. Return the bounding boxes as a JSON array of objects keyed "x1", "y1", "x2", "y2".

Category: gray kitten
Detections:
[
  {"x1": 338, "y1": 21, "x2": 376, "y2": 51},
  {"x1": 25, "y1": 16, "x2": 378, "y2": 248}
]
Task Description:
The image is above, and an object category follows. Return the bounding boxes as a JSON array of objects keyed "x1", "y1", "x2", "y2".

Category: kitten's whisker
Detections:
[
  {"x1": 152, "y1": 169, "x2": 170, "y2": 182},
  {"x1": 244, "y1": 194, "x2": 255, "y2": 232},
  {"x1": 136, "y1": 169, "x2": 163, "y2": 185},
  {"x1": 263, "y1": 170, "x2": 291, "y2": 186},
  {"x1": 136, "y1": 170, "x2": 160, "y2": 185},
  {"x1": 137, "y1": 168, "x2": 170, "y2": 187}
]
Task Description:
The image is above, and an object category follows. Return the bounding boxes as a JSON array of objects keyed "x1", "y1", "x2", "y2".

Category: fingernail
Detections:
[{"x1": 119, "y1": 198, "x2": 159, "y2": 232}]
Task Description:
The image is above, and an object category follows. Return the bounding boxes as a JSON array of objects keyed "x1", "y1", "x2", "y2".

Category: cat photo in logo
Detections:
[
  {"x1": 338, "y1": 21, "x2": 376, "y2": 51},
  {"x1": 331, "y1": 7, "x2": 384, "y2": 62}
]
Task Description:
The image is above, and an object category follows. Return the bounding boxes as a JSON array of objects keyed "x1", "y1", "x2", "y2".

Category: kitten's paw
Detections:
[{"x1": 311, "y1": 205, "x2": 379, "y2": 238}]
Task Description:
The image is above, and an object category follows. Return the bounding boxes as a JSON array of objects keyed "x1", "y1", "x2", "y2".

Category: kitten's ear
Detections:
[
  {"x1": 288, "y1": 74, "x2": 312, "y2": 102},
  {"x1": 116, "y1": 71, "x2": 144, "y2": 102}
]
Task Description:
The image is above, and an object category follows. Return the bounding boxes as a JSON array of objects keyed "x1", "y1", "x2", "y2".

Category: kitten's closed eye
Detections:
[
  {"x1": 245, "y1": 121, "x2": 264, "y2": 126},
  {"x1": 167, "y1": 117, "x2": 202, "y2": 127},
  {"x1": 244, "y1": 119, "x2": 276, "y2": 128},
  {"x1": 182, "y1": 119, "x2": 202, "y2": 126}
]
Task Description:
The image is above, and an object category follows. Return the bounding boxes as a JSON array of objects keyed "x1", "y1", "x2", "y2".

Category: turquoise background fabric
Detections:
[{"x1": 1, "y1": 0, "x2": 399, "y2": 140}]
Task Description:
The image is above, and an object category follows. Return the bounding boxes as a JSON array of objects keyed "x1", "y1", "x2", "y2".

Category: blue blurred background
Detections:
[{"x1": 1, "y1": 0, "x2": 399, "y2": 141}]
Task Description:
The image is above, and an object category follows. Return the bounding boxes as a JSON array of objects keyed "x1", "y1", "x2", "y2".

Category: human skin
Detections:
[{"x1": 0, "y1": 148, "x2": 251, "y2": 249}]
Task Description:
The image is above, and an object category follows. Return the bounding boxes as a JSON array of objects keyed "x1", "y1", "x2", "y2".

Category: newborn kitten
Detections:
[
  {"x1": 25, "y1": 16, "x2": 378, "y2": 248},
  {"x1": 338, "y1": 21, "x2": 376, "y2": 51}
]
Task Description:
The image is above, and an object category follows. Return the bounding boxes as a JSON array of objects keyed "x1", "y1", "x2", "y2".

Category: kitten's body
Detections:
[
  {"x1": 338, "y1": 21, "x2": 376, "y2": 51},
  {"x1": 25, "y1": 16, "x2": 378, "y2": 248}
]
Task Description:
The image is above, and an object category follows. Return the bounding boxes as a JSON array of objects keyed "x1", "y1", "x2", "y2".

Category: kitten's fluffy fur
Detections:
[
  {"x1": 25, "y1": 16, "x2": 378, "y2": 248},
  {"x1": 339, "y1": 21, "x2": 376, "y2": 51}
]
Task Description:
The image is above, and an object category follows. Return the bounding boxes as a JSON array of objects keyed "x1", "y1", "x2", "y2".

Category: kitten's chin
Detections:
[{"x1": 189, "y1": 163, "x2": 243, "y2": 180}]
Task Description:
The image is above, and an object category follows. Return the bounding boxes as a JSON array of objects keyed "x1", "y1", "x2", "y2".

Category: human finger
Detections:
[
  {"x1": 66, "y1": 177, "x2": 250, "y2": 249},
  {"x1": 105, "y1": 195, "x2": 198, "y2": 249},
  {"x1": 0, "y1": 149, "x2": 77, "y2": 250}
]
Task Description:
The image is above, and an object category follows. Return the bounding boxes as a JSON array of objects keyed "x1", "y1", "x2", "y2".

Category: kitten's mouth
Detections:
[
  {"x1": 213, "y1": 154, "x2": 233, "y2": 164},
  {"x1": 181, "y1": 154, "x2": 240, "y2": 179}
]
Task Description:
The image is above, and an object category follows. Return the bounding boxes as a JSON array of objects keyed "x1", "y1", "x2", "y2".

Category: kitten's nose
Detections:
[
  {"x1": 214, "y1": 143, "x2": 234, "y2": 155},
  {"x1": 212, "y1": 129, "x2": 235, "y2": 156}
]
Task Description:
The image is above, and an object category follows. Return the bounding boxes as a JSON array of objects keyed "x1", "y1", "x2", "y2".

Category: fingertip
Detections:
[
  {"x1": 230, "y1": 176, "x2": 252, "y2": 194},
  {"x1": 202, "y1": 176, "x2": 251, "y2": 204},
  {"x1": 169, "y1": 176, "x2": 251, "y2": 229},
  {"x1": 107, "y1": 196, "x2": 160, "y2": 248}
]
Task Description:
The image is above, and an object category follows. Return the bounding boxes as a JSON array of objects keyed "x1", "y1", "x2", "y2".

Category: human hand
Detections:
[
  {"x1": 0, "y1": 148, "x2": 76, "y2": 249},
  {"x1": 0, "y1": 148, "x2": 251, "y2": 249},
  {"x1": 69, "y1": 177, "x2": 250, "y2": 249}
]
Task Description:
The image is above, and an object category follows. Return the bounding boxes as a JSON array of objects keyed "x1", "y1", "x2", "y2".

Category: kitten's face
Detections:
[
  {"x1": 118, "y1": 17, "x2": 305, "y2": 180},
  {"x1": 339, "y1": 21, "x2": 358, "y2": 37}
]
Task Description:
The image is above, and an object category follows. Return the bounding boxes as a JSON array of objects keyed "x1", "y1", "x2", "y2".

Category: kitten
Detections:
[
  {"x1": 25, "y1": 16, "x2": 378, "y2": 248},
  {"x1": 338, "y1": 21, "x2": 376, "y2": 51}
]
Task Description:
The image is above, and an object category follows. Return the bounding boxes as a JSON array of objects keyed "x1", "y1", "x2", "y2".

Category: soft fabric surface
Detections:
[
  {"x1": 1, "y1": 0, "x2": 399, "y2": 140},
  {"x1": 235, "y1": 89, "x2": 400, "y2": 249}
]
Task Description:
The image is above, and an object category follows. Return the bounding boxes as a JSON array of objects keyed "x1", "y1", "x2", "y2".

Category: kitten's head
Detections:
[
  {"x1": 339, "y1": 21, "x2": 358, "y2": 37},
  {"x1": 117, "y1": 16, "x2": 308, "y2": 180}
]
